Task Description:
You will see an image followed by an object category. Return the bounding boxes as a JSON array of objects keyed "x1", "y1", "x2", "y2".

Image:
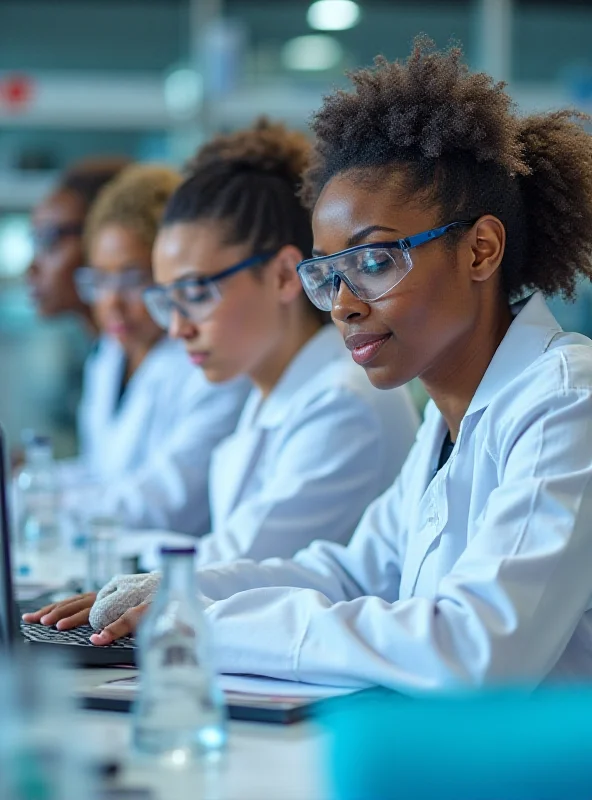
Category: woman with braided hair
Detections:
[{"x1": 29, "y1": 41, "x2": 592, "y2": 693}]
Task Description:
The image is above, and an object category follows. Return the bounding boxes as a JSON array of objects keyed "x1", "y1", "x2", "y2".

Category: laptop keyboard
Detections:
[{"x1": 21, "y1": 621, "x2": 135, "y2": 649}]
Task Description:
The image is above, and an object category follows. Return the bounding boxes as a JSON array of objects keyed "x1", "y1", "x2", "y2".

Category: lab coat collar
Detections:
[
  {"x1": 246, "y1": 325, "x2": 346, "y2": 430},
  {"x1": 465, "y1": 293, "x2": 562, "y2": 419}
]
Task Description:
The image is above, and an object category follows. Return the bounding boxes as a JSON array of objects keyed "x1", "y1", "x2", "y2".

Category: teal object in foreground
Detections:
[{"x1": 318, "y1": 687, "x2": 592, "y2": 800}]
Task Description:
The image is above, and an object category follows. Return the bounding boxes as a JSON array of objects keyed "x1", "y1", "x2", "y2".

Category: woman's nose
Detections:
[
  {"x1": 169, "y1": 307, "x2": 197, "y2": 340},
  {"x1": 26, "y1": 257, "x2": 39, "y2": 281},
  {"x1": 99, "y1": 287, "x2": 126, "y2": 312},
  {"x1": 331, "y1": 276, "x2": 370, "y2": 323}
]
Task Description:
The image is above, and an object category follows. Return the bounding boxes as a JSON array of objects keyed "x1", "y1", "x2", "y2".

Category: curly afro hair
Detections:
[
  {"x1": 163, "y1": 118, "x2": 313, "y2": 260},
  {"x1": 84, "y1": 164, "x2": 181, "y2": 252},
  {"x1": 303, "y1": 36, "x2": 592, "y2": 301}
]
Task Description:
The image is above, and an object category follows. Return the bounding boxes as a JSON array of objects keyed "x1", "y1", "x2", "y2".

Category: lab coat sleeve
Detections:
[
  {"x1": 197, "y1": 482, "x2": 406, "y2": 603},
  {"x1": 196, "y1": 414, "x2": 427, "y2": 601},
  {"x1": 204, "y1": 385, "x2": 592, "y2": 691},
  {"x1": 195, "y1": 389, "x2": 398, "y2": 567},
  {"x1": 63, "y1": 379, "x2": 246, "y2": 535}
]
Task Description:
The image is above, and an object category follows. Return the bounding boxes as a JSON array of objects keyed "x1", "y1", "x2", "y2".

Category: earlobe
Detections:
[{"x1": 470, "y1": 215, "x2": 505, "y2": 283}]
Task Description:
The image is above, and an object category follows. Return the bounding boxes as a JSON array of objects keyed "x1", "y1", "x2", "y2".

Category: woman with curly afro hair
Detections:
[{"x1": 33, "y1": 40, "x2": 592, "y2": 693}]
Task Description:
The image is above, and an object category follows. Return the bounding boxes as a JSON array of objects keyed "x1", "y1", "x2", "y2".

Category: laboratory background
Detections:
[
  {"x1": 1, "y1": 0, "x2": 592, "y2": 455},
  {"x1": 4, "y1": 3, "x2": 592, "y2": 799}
]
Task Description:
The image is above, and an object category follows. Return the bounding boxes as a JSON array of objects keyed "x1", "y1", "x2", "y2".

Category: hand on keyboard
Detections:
[
  {"x1": 22, "y1": 592, "x2": 98, "y2": 630},
  {"x1": 90, "y1": 603, "x2": 150, "y2": 646}
]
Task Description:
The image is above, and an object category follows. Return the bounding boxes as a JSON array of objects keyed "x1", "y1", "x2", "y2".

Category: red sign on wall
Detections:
[{"x1": 0, "y1": 74, "x2": 34, "y2": 111}]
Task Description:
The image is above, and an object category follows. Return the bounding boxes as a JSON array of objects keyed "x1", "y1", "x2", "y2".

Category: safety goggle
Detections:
[
  {"x1": 296, "y1": 221, "x2": 473, "y2": 311},
  {"x1": 31, "y1": 223, "x2": 84, "y2": 254},
  {"x1": 74, "y1": 266, "x2": 152, "y2": 304},
  {"x1": 143, "y1": 251, "x2": 276, "y2": 330}
]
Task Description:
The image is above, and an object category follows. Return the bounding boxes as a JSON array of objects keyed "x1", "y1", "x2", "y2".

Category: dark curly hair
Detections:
[
  {"x1": 60, "y1": 156, "x2": 132, "y2": 212},
  {"x1": 303, "y1": 37, "x2": 592, "y2": 300},
  {"x1": 162, "y1": 118, "x2": 313, "y2": 260}
]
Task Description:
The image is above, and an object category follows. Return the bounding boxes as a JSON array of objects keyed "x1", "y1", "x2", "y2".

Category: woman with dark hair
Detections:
[
  {"x1": 27, "y1": 157, "x2": 131, "y2": 323},
  {"x1": 56, "y1": 39, "x2": 592, "y2": 691},
  {"x1": 17, "y1": 158, "x2": 131, "y2": 462}
]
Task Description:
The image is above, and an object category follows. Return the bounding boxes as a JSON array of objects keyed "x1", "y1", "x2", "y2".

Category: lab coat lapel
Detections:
[
  {"x1": 107, "y1": 381, "x2": 159, "y2": 473},
  {"x1": 399, "y1": 412, "x2": 450, "y2": 600},
  {"x1": 399, "y1": 296, "x2": 564, "y2": 600},
  {"x1": 98, "y1": 342, "x2": 160, "y2": 475},
  {"x1": 210, "y1": 416, "x2": 265, "y2": 528},
  {"x1": 210, "y1": 327, "x2": 345, "y2": 529}
]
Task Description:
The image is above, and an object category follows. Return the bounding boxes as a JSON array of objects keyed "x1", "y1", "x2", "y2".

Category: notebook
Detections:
[{"x1": 81, "y1": 672, "x2": 357, "y2": 724}]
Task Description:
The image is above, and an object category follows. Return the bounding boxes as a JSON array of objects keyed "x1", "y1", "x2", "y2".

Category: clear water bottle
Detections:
[
  {"x1": 16, "y1": 435, "x2": 60, "y2": 553},
  {"x1": 132, "y1": 546, "x2": 227, "y2": 760}
]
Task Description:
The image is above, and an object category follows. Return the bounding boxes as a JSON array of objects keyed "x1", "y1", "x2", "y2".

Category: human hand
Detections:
[
  {"x1": 89, "y1": 603, "x2": 150, "y2": 645},
  {"x1": 22, "y1": 592, "x2": 98, "y2": 630}
]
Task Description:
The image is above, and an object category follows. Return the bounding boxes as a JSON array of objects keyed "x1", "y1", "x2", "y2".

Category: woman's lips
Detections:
[
  {"x1": 105, "y1": 322, "x2": 131, "y2": 337},
  {"x1": 345, "y1": 332, "x2": 392, "y2": 366},
  {"x1": 188, "y1": 351, "x2": 209, "y2": 366}
]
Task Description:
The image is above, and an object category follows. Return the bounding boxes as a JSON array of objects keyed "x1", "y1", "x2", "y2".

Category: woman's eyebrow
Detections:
[
  {"x1": 311, "y1": 225, "x2": 402, "y2": 258},
  {"x1": 170, "y1": 268, "x2": 204, "y2": 281},
  {"x1": 346, "y1": 225, "x2": 401, "y2": 247},
  {"x1": 118, "y1": 263, "x2": 151, "y2": 272}
]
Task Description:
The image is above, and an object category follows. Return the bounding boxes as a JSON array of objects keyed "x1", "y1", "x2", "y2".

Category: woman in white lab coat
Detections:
[
  {"x1": 60, "y1": 164, "x2": 249, "y2": 535},
  {"x1": 24, "y1": 120, "x2": 419, "y2": 629},
  {"x1": 41, "y1": 39, "x2": 592, "y2": 691}
]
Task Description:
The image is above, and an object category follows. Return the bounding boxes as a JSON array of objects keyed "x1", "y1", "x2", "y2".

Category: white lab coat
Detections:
[
  {"x1": 195, "y1": 294, "x2": 592, "y2": 692},
  {"x1": 60, "y1": 336, "x2": 250, "y2": 535},
  {"x1": 194, "y1": 324, "x2": 419, "y2": 567}
]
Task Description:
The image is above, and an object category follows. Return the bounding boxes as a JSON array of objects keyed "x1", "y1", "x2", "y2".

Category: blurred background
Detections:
[{"x1": 2, "y1": 0, "x2": 592, "y2": 453}]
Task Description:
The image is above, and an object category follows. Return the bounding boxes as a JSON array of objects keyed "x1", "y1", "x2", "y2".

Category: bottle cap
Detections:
[{"x1": 160, "y1": 545, "x2": 196, "y2": 556}]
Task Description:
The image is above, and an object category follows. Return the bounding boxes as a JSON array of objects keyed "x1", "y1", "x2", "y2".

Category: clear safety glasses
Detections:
[
  {"x1": 142, "y1": 251, "x2": 276, "y2": 330},
  {"x1": 74, "y1": 266, "x2": 152, "y2": 304},
  {"x1": 296, "y1": 221, "x2": 473, "y2": 311},
  {"x1": 31, "y1": 223, "x2": 84, "y2": 254}
]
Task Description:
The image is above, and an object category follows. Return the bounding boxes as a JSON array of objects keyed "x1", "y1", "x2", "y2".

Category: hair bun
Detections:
[{"x1": 187, "y1": 118, "x2": 311, "y2": 186}]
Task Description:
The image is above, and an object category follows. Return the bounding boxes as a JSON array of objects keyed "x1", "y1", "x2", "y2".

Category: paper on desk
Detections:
[
  {"x1": 99, "y1": 673, "x2": 355, "y2": 702},
  {"x1": 224, "y1": 675, "x2": 354, "y2": 701}
]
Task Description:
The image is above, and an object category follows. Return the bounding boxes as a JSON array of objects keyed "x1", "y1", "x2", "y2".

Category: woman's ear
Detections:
[
  {"x1": 468, "y1": 215, "x2": 506, "y2": 283},
  {"x1": 271, "y1": 245, "x2": 305, "y2": 304}
]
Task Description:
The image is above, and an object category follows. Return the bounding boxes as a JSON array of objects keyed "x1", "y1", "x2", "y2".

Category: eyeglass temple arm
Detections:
[{"x1": 400, "y1": 221, "x2": 472, "y2": 250}]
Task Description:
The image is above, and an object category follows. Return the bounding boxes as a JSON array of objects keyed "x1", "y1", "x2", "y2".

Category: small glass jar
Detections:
[{"x1": 85, "y1": 516, "x2": 121, "y2": 592}]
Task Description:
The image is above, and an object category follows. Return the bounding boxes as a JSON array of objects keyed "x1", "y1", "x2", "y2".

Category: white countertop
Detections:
[{"x1": 75, "y1": 668, "x2": 331, "y2": 800}]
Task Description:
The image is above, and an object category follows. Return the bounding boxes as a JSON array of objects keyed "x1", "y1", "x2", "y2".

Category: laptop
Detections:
[{"x1": 0, "y1": 426, "x2": 136, "y2": 666}]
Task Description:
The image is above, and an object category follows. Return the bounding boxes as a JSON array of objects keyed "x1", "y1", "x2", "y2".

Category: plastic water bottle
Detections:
[
  {"x1": 132, "y1": 546, "x2": 227, "y2": 760},
  {"x1": 16, "y1": 435, "x2": 60, "y2": 553}
]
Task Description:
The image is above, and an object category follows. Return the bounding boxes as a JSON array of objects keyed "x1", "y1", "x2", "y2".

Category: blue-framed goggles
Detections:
[
  {"x1": 74, "y1": 266, "x2": 151, "y2": 304},
  {"x1": 143, "y1": 251, "x2": 276, "y2": 330},
  {"x1": 296, "y1": 221, "x2": 473, "y2": 311}
]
